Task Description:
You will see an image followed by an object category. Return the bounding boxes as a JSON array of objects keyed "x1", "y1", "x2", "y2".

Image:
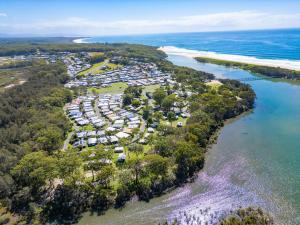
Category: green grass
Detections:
[
  {"x1": 79, "y1": 124, "x2": 95, "y2": 131},
  {"x1": 78, "y1": 60, "x2": 121, "y2": 76},
  {"x1": 88, "y1": 52, "x2": 104, "y2": 57},
  {"x1": 205, "y1": 81, "x2": 223, "y2": 90},
  {"x1": 142, "y1": 84, "x2": 161, "y2": 94},
  {"x1": 88, "y1": 82, "x2": 128, "y2": 94},
  {"x1": 161, "y1": 116, "x2": 188, "y2": 127},
  {"x1": 175, "y1": 117, "x2": 187, "y2": 125}
]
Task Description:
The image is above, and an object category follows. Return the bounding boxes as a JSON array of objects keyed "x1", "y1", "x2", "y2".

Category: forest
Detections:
[{"x1": 0, "y1": 43, "x2": 255, "y2": 224}]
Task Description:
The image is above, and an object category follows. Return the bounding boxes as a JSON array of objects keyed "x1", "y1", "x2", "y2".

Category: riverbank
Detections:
[
  {"x1": 159, "y1": 46, "x2": 300, "y2": 71},
  {"x1": 195, "y1": 57, "x2": 300, "y2": 80}
]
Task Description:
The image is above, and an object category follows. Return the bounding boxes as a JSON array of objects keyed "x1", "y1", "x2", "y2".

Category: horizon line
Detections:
[{"x1": 1, "y1": 27, "x2": 300, "y2": 39}]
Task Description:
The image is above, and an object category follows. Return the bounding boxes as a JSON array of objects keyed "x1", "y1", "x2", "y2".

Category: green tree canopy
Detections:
[
  {"x1": 153, "y1": 87, "x2": 166, "y2": 107},
  {"x1": 12, "y1": 151, "x2": 57, "y2": 190}
]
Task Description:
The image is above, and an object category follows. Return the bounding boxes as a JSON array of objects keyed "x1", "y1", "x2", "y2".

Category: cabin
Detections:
[
  {"x1": 97, "y1": 130, "x2": 105, "y2": 137},
  {"x1": 87, "y1": 138, "x2": 97, "y2": 146},
  {"x1": 116, "y1": 132, "x2": 130, "y2": 139},
  {"x1": 117, "y1": 153, "x2": 126, "y2": 162},
  {"x1": 98, "y1": 137, "x2": 108, "y2": 144},
  {"x1": 77, "y1": 131, "x2": 87, "y2": 139},
  {"x1": 109, "y1": 135, "x2": 119, "y2": 144},
  {"x1": 114, "y1": 146, "x2": 124, "y2": 153},
  {"x1": 147, "y1": 127, "x2": 155, "y2": 133},
  {"x1": 177, "y1": 122, "x2": 183, "y2": 127}
]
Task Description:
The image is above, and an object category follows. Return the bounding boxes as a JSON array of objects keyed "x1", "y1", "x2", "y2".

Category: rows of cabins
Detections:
[
  {"x1": 62, "y1": 52, "x2": 91, "y2": 77},
  {"x1": 66, "y1": 93, "x2": 143, "y2": 162},
  {"x1": 64, "y1": 60, "x2": 172, "y2": 88}
]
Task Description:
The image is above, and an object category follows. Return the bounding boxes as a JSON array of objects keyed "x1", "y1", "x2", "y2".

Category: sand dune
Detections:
[{"x1": 159, "y1": 46, "x2": 300, "y2": 71}]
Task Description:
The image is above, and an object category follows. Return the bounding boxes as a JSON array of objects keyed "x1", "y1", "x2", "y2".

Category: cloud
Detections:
[
  {"x1": 0, "y1": 12, "x2": 7, "y2": 17},
  {"x1": 1, "y1": 11, "x2": 300, "y2": 36}
]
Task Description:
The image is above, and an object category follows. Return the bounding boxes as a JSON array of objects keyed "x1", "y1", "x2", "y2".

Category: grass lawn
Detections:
[
  {"x1": 78, "y1": 60, "x2": 120, "y2": 76},
  {"x1": 142, "y1": 84, "x2": 161, "y2": 94},
  {"x1": 88, "y1": 52, "x2": 104, "y2": 57},
  {"x1": 161, "y1": 116, "x2": 188, "y2": 127},
  {"x1": 175, "y1": 117, "x2": 188, "y2": 126},
  {"x1": 88, "y1": 82, "x2": 128, "y2": 94},
  {"x1": 205, "y1": 80, "x2": 223, "y2": 90}
]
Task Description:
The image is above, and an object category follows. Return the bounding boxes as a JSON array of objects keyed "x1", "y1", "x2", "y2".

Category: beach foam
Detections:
[
  {"x1": 159, "y1": 46, "x2": 300, "y2": 71},
  {"x1": 73, "y1": 38, "x2": 89, "y2": 43}
]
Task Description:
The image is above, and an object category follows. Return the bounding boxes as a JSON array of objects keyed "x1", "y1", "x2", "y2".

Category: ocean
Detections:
[{"x1": 82, "y1": 28, "x2": 300, "y2": 61}]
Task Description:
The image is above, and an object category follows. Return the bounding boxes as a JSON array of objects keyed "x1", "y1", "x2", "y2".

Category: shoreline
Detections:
[
  {"x1": 73, "y1": 37, "x2": 90, "y2": 43},
  {"x1": 159, "y1": 46, "x2": 300, "y2": 71}
]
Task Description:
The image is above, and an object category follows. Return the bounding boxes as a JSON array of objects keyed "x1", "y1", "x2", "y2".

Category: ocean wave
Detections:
[
  {"x1": 73, "y1": 38, "x2": 89, "y2": 43},
  {"x1": 159, "y1": 46, "x2": 300, "y2": 71}
]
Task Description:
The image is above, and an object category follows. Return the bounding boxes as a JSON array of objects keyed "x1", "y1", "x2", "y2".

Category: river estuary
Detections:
[{"x1": 78, "y1": 54, "x2": 300, "y2": 225}]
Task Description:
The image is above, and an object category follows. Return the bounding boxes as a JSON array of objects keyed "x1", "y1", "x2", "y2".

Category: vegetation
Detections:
[
  {"x1": 160, "y1": 207, "x2": 273, "y2": 225},
  {"x1": 0, "y1": 43, "x2": 167, "y2": 61},
  {"x1": 78, "y1": 60, "x2": 120, "y2": 76},
  {"x1": 0, "y1": 60, "x2": 72, "y2": 224},
  {"x1": 219, "y1": 207, "x2": 274, "y2": 225},
  {"x1": 0, "y1": 43, "x2": 256, "y2": 224},
  {"x1": 195, "y1": 56, "x2": 300, "y2": 80},
  {"x1": 88, "y1": 82, "x2": 128, "y2": 94}
]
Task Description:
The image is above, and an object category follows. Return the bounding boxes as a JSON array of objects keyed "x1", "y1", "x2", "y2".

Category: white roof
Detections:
[
  {"x1": 148, "y1": 127, "x2": 155, "y2": 133},
  {"x1": 116, "y1": 132, "x2": 130, "y2": 139},
  {"x1": 106, "y1": 127, "x2": 116, "y2": 132}
]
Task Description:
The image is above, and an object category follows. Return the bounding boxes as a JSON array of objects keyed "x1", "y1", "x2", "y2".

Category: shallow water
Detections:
[{"x1": 78, "y1": 55, "x2": 300, "y2": 225}]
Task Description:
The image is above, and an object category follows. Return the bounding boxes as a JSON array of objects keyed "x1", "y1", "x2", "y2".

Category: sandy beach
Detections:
[
  {"x1": 73, "y1": 38, "x2": 89, "y2": 43},
  {"x1": 159, "y1": 46, "x2": 300, "y2": 71}
]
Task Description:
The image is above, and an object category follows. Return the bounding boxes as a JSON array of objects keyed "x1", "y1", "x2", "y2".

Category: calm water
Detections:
[{"x1": 79, "y1": 30, "x2": 300, "y2": 224}]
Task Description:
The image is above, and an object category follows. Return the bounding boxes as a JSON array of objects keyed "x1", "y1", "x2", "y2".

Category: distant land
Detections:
[{"x1": 0, "y1": 37, "x2": 80, "y2": 44}]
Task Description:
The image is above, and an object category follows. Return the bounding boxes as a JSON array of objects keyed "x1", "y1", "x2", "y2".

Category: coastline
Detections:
[{"x1": 159, "y1": 46, "x2": 300, "y2": 71}]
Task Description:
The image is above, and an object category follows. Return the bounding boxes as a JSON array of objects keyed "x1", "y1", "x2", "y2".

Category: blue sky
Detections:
[{"x1": 0, "y1": 0, "x2": 300, "y2": 36}]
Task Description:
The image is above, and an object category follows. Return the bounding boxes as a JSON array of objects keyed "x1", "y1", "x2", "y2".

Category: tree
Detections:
[
  {"x1": 132, "y1": 99, "x2": 141, "y2": 108},
  {"x1": 96, "y1": 165, "x2": 115, "y2": 188},
  {"x1": 174, "y1": 141, "x2": 204, "y2": 183},
  {"x1": 153, "y1": 87, "x2": 166, "y2": 107},
  {"x1": 124, "y1": 86, "x2": 143, "y2": 98},
  {"x1": 85, "y1": 146, "x2": 114, "y2": 182},
  {"x1": 144, "y1": 154, "x2": 168, "y2": 180},
  {"x1": 167, "y1": 111, "x2": 176, "y2": 126},
  {"x1": 56, "y1": 149, "x2": 83, "y2": 187},
  {"x1": 146, "y1": 117, "x2": 153, "y2": 128},
  {"x1": 36, "y1": 126, "x2": 64, "y2": 152},
  {"x1": 123, "y1": 94, "x2": 133, "y2": 106},
  {"x1": 11, "y1": 151, "x2": 57, "y2": 190},
  {"x1": 82, "y1": 149, "x2": 103, "y2": 182},
  {"x1": 91, "y1": 186, "x2": 114, "y2": 212},
  {"x1": 128, "y1": 157, "x2": 143, "y2": 185},
  {"x1": 142, "y1": 106, "x2": 152, "y2": 121},
  {"x1": 154, "y1": 137, "x2": 172, "y2": 157},
  {"x1": 177, "y1": 98, "x2": 185, "y2": 113},
  {"x1": 219, "y1": 207, "x2": 274, "y2": 225},
  {"x1": 128, "y1": 143, "x2": 144, "y2": 156},
  {"x1": 162, "y1": 94, "x2": 177, "y2": 112},
  {"x1": 153, "y1": 111, "x2": 163, "y2": 122}
]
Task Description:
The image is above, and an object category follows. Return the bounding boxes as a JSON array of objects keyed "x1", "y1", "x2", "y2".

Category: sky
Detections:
[{"x1": 0, "y1": 0, "x2": 300, "y2": 36}]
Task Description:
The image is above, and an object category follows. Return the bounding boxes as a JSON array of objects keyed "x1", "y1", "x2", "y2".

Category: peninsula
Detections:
[
  {"x1": 0, "y1": 42, "x2": 257, "y2": 224},
  {"x1": 160, "y1": 46, "x2": 300, "y2": 80}
]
